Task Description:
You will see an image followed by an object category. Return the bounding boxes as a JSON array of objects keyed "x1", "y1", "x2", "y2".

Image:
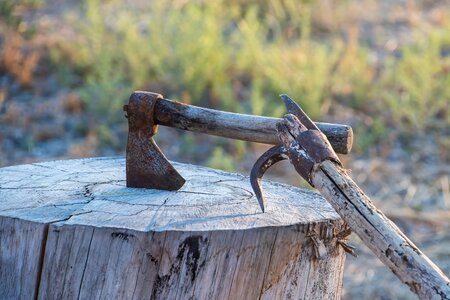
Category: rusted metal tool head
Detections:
[
  {"x1": 123, "y1": 91, "x2": 351, "y2": 201},
  {"x1": 250, "y1": 144, "x2": 288, "y2": 212},
  {"x1": 123, "y1": 92, "x2": 185, "y2": 190},
  {"x1": 250, "y1": 94, "x2": 341, "y2": 212}
]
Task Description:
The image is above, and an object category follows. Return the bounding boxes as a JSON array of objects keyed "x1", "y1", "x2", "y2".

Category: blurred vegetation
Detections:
[
  {"x1": 0, "y1": 0, "x2": 42, "y2": 32},
  {"x1": 54, "y1": 0, "x2": 339, "y2": 120},
  {"x1": 1, "y1": 3, "x2": 449, "y2": 299},
  {"x1": 1, "y1": 0, "x2": 450, "y2": 167},
  {"x1": 382, "y1": 29, "x2": 450, "y2": 131}
]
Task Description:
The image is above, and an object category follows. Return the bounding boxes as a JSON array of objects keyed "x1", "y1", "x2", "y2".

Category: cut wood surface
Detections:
[{"x1": 0, "y1": 157, "x2": 350, "y2": 300}]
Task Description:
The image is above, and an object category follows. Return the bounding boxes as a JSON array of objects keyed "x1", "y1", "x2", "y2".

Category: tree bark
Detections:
[{"x1": 0, "y1": 157, "x2": 350, "y2": 300}]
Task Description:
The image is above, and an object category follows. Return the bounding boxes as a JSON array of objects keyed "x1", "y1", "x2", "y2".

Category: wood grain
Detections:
[
  {"x1": 154, "y1": 97, "x2": 353, "y2": 154},
  {"x1": 275, "y1": 114, "x2": 450, "y2": 299},
  {"x1": 0, "y1": 217, "x2": 47, "y2": 300},
  {"x1": 0, "y1": 157, "x2": 349, "y2": 299}
]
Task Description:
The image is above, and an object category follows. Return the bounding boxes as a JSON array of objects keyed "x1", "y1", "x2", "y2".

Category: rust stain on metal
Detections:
[
  {"x1": 124, "y1": 91, "x2": 185, "y2": 190},
  {"x1": 279, "y1": 125, "x2": 342, "y2": 185},
  {"x1": 123, "y1": 91, "x2": 350, "y2": 202},
  {"x1": 249, "y1": 94, "x2": 342, "y2": 212},
  {"x1": 250, "y1": 144, "x2": 287, "y2": 212}
]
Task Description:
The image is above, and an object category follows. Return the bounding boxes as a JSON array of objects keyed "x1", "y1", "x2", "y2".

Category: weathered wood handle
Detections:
[
  {"x1": 154, "y1": 98, "x2": 353, "y2": 154},
  {"x1": 313, "y1": 160, "x2": 450, "y2": 299}
]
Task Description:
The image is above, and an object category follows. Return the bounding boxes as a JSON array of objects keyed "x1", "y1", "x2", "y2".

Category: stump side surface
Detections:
[
  {"x1": 0, "y1": 157, "x2": 340, "y2": 232},
  {"x1": 36, "y1": 221, "x2": 347, "y2": 300}
]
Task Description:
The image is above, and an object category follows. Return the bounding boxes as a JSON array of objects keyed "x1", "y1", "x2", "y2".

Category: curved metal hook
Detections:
[
  {"x1": 250, "y1": 145, "x2": 288, "y2": 212},
  {"x1": 250, "y1": 94, "x2": 317, "y2": 212}
]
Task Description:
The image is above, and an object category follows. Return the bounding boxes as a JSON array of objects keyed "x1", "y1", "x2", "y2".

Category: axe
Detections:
[{"x1": 123, "y1": 91, "x2": 352, "y2": 190}]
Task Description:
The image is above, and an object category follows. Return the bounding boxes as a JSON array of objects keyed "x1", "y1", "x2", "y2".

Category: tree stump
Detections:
[{"x1": 0, "y1": 157, "x2": 349, "y2": 300}]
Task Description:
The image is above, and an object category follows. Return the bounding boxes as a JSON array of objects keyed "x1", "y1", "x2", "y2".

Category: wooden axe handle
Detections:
[{"x1": 154, "y1": 98, "x2": 353, "y2": 154}]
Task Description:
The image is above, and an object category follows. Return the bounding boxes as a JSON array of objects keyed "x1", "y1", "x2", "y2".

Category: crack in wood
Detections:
[
  {"x1": 33, "y1": 223, "x2": 49, "y2": 300},
  {"x1": 1, "y1": 158, "x2": 349, "y2": 299},
  {"x1": 319, "y1": 165, "x2": 385, "y2": 239},
  {"x1": 76, "y1": 229, "x2": 95, "y2": 300},
  {"x1": 259, "y1": 229, "x2": 279, "y2": 297}
]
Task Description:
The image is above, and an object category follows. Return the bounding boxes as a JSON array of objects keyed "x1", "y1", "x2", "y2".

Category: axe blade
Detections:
[
  {"x1": 126, "y1": 133, "x2": 185, "y2": 190},
  {"x1": 125, "y1": 91, "x2": 185, "y2": 190}
]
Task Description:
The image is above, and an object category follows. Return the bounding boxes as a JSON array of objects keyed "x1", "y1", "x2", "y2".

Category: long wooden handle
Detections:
[
  {"x1": 313, "y1": 160, "x2": 450, "y2": 299},
  {"x1": 154, "y1": 98, "x2": 353, "y2": 154}
]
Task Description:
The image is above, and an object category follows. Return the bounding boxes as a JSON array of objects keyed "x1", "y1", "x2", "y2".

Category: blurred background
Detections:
[{"x1": 0, "y1": 0, "x2": 449, "y2": 298}]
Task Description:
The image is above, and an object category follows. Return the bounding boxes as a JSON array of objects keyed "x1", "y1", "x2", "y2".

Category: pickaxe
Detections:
[
  {"x1": 123, "y1": 91, "x2": 450, "y2": 299},
  {"x1": 256, "y1": 95, "x2": 450, "y2": 299}
]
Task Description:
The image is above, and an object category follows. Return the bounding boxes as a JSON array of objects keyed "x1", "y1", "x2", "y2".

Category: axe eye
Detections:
[{"x1": 250, "y1": 145, "x2": 288, "y2": 212}]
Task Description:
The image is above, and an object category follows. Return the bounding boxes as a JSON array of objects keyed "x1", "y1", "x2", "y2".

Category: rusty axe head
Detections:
[{"x1": 123, "y1": 92, "x2": 185, "y2": 190}]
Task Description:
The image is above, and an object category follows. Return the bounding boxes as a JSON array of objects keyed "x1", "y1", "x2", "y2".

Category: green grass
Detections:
[
  {"x1": 0, "y1": 0, "x2": 42, "y2": 37},
  {"x1": 3, "y1": 0, "x2": 450, "y2": 165},
  {"x1": 54, "y1": 0, "x2": 343, "y2": 118},
  {"x1": 382, "y1": 28, "x2": 450, "y2": 131},
  {"x1": 49, "y1": 0, "x2": 354, "y2": 153}
]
